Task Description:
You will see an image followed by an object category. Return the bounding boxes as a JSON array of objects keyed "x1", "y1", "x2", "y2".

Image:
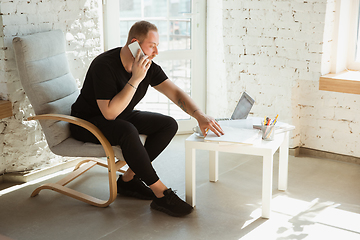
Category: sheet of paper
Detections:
[{"x1": 205, "y1": 126, "x2": 261, "y2": 145}]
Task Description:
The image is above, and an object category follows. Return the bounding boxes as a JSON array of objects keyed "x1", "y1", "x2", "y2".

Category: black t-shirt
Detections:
[{"x1": 71, "y1": 47, "x2": 168, "y2": 119}]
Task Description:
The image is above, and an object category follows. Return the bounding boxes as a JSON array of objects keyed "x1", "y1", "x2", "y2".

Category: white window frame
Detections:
[
  {"x1": 331, "y1": 0, "x2": 360, "y2": 73},
  {"x1": 319, "y1": 0, "x2": 360, "y2": 95},
  {"x1": 102, "y1": 0, "x2": 206, "y2": 133},
  {"x1": 347, "y1": 0, "x2": 360, "y2": 70}
]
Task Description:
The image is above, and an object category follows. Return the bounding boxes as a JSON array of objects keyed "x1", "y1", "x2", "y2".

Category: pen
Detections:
[
  {"x1": 272, "y1": 114, "x2": 279, "y2": 125},
  {"x1": 264, "y1": 118, "x2": 271, "y2": 136}
]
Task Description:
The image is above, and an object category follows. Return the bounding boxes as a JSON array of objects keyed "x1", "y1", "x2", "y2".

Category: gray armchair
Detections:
[{"x1": 12, "y1": 29, "x2": 146, "y2": 207}]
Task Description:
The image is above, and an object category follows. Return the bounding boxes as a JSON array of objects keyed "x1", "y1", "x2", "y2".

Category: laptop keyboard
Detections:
[{"x1": 215, "y1": 118, "x2": 231, "y2": 122}]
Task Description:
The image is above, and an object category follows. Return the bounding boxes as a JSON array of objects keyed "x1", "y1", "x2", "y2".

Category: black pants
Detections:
[{"x1": 70, "y1": 110, "x2": 178, "y2": 185}]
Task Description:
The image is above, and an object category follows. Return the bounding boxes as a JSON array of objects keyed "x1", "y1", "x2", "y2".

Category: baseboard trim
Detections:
[
  {"x1": 289, "y1": 147, "x2": 300, "y2": 157},
  {"x1": 290, "y1": 146, "x2": 360, "y2": 165},
  {"x1": 1, "y1": 158, "x2": 82, "y2": 183}
]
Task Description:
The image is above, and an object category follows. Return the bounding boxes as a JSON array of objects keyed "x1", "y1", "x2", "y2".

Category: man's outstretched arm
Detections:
[{"x1": 154, "y1": 79, "x2": 224, "y2": 137}]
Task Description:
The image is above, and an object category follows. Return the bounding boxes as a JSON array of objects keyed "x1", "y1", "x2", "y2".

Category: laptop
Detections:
[{"x1": 215, "y1": 92, "x2": 255, "y2": 121}]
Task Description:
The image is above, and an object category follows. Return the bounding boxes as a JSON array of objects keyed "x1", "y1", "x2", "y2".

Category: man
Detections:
[{"x1": 70, "y1": 21, "x2": 224, "y2": 217}]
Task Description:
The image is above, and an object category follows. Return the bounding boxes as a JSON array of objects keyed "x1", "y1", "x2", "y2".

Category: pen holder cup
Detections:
[{"x1": 262, "y1": 125, "x2": 275, "y2": 141}]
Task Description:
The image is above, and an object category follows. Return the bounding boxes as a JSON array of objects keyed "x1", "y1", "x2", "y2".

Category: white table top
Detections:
[{"x1": 186, "y1": 118, "x2": 294, "y2": 156}]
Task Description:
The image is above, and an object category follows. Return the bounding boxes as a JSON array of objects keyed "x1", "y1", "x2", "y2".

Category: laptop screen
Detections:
[{"x1": 230, "y1": 92, "x2": 255, "y2": 120}]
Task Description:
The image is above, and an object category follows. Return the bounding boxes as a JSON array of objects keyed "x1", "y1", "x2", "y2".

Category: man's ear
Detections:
[{"x1": 130, "y1": 38, "x2": 138, "y2": 43}]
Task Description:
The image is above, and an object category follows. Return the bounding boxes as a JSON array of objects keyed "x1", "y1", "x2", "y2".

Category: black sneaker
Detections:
[
  {"x1": 150, "y1": 188, "x2": 193, "y2": 217},
  {"x1": 117, "y1": 175, "x2": 155, "y2": 200}
]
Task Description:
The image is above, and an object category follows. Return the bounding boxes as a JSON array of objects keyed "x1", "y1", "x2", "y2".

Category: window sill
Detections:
[
  {"x1": 0, "y1": 100, "x2": 13, "y2": 119},
  {"x1": 319, "y1": 70, "x2": 360, "y2": 95}
]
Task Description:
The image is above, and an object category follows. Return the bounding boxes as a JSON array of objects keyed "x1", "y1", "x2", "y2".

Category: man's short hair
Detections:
[{"x1": 126, "y1": 21, "x2": 158, "y2": 45}]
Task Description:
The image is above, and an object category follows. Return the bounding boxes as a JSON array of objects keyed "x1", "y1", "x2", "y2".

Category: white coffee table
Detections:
[{"x1": 185, "y1": 127, "x2": 292, "y2": 219}]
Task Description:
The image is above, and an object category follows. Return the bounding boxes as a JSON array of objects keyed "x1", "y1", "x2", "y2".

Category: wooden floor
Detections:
[{"x1": 1, "y1": 134, "x2": 359, "y2": 240}]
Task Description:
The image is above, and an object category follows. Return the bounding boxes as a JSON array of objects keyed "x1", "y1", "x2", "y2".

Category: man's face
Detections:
[{"x1": 139, "y1": 30, "x2": 159, "y2": 60}]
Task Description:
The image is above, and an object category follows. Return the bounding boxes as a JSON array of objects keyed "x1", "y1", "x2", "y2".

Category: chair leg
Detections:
[
  {"x1": 56, "y1": 161, "x2": 98, "y2": 186},
  {"x1": 74, "y1": 158, "x2": 127, "y2": 173},
  {"x1": 31, "y1": 159, "x2": 118, "y2": 208},
  {"x1": 73, "y1": 158, "x2": 107, "y2": 171},
  {"x1": 115, "y1": 161, "x2": 127, "y2": 173},
  {"x1": 31, "y1": 183, "x2": 115, "y2": 207}
]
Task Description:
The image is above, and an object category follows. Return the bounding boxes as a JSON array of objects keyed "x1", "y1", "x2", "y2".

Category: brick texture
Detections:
[
  {"x1": 207, "y1": 0, "x2": 359, "y2": 158},
  {"x1": 0, "y1": 0, "x2": 103, "y2": 174}
]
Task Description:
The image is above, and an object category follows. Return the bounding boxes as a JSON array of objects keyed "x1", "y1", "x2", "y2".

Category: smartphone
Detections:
[{"x1": 128, "y1": 41, "x2": 145, "y2": 59}]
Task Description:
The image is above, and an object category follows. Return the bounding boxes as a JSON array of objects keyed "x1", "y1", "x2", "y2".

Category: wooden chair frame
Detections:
[{"x1": 29, "y1": 113, "x2": 126, "y2": 207}]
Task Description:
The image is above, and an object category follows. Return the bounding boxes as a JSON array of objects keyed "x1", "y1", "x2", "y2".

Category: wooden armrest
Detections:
[{"x1": 28, "y1": 114, "x2": 114, "y2": 158}]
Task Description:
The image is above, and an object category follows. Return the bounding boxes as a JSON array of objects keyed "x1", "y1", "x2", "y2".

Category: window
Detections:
[
  {"x1": 102, "y1": 0, "x2": 206, "y2": 132},
  {"x1": 349, "y1": 0, "x2": 360, "y2": 70},
  {"x1": 329, "y1": 0, "x2": 360, "y2": 73},
  {"x1": 319, "y1": 0, "x2": 360, "y2": 94}
]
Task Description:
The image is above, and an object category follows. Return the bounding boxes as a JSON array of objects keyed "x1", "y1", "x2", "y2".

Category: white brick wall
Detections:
[
  {"x1": 0, "y1": 0, "x2": 103, "y2": 174},
  {"x1": 207, "y1": 0, "x2": 359, "y2": 158},
  {"x1": 0, "y1": 0, "x2": 358, "y2": 175}
]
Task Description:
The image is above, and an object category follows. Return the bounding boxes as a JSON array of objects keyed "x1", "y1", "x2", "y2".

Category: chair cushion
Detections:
[
  {"x1": 51, "y1": 135, "x2": 147, "y2": 162},
  {"x1": 13, "y1": 29, "x2": 78, "y2": 148}
]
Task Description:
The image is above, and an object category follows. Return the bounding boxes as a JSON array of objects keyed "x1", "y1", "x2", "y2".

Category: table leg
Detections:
[
  {"x1": 262, "y1": 153, "x2": 273, "y2": 219},
  {"x1": 185, "y1": 145, "x2": 196, "y2": 207},
  {"x1": 278, "y1": 131, "x2": 289, "y2": 191},
  {"x1": 209, "y1": 150, "x2": 218, "y2": 182}
]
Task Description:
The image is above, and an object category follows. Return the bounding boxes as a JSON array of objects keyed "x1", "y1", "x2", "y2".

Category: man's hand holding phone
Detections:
[
  {"x1": 128, "y1": 41, "x2": 152, "y2": 83},
  {"x1": 129, "y1": 41, "x2": 145, "y2": 59}
]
